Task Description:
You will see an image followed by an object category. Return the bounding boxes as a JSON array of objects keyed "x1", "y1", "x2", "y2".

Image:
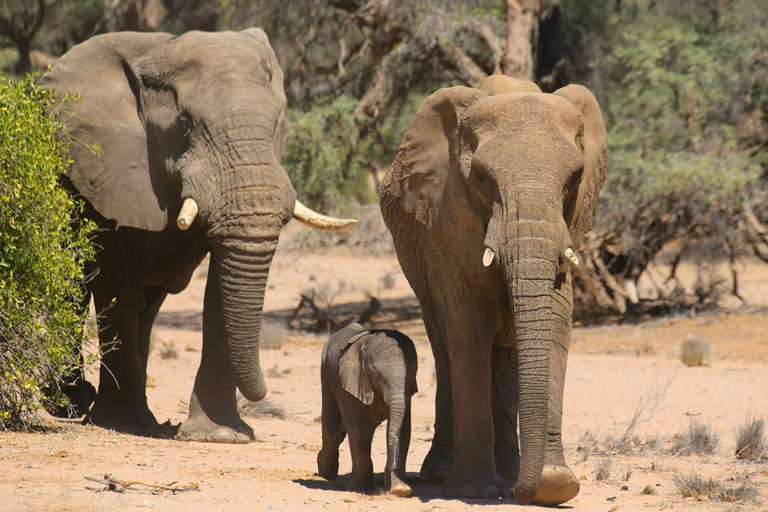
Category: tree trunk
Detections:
[{"x1": 502, "y1": 0, "x2": 546, "y2": 80}]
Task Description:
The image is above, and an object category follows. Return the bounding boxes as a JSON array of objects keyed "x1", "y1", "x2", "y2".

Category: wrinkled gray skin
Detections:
[
  {"x1": 317, "y1": 323, "x2": 418, "y2": 496},
  {"x1": 380, "y1": 75, "x2": 607, "y2": 505},
  {"x1": 40, "y1": 29, "x2": 354, "y2": 443}
]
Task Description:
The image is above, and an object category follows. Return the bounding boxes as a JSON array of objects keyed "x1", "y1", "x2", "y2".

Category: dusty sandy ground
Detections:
[{"x1": 2, "y1": 223, "x2": 768, "y2": 511}]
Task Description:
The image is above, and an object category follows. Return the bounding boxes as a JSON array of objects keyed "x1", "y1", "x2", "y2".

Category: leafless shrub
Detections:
[
  {"x1": 640, "y1": 485, "x2": 656, "y2": 495},
  {"x1": 672, "y1": 472, "x2": 758, "y2": 503},
  {"x1": 608, "y1": 374, "x2": 673, "y2": 453},
  {"x1": 680, "y1": 335, "x2": 711, "y2": 367},
  {"x1": 237, "y1": 397, "x2": 287, "y2": 419},
  {"x1": 595, "y1": 457, "x2": 612, "y2": 481},
  {"x1": 260, "y1": 321, "x2": 287, "y2": 350},
  {"x1": 735, "y1": 416, "x2": 767, "y2": 461},
  {"x1": 672, "y1": 420, "x2": 719, "y2": 455}
]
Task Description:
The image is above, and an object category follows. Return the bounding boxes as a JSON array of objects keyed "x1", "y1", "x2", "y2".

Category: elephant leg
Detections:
[
  {"x1": 492, "y1": 345, "x2": 520, "y2": 488},
  {"x1": 86, "y1": 286, "x2": 160, "y2": 436},
  {"x1": 345, "y1": 414, "x2": 376, "y2": 494},
  {"x1": 177, "y1": 259, "x2": 253, "y2": 443},
  {"x1": 42, "y1": 286, "x2": 96, "y2": 418},
  {"x1": 533, "y1": 273, "x2": 579, "y2": 506},
  {"x1": 318, "y1": 381, "x2": 345, "y2": 480},
  {"x1": 419, "y1": 308, "x2": 454, "y2": 484}
]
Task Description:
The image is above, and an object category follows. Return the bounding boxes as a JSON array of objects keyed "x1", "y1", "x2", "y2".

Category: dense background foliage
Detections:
[{"x1": 0, "y1": 73, "x2": 95, "y2": 428}]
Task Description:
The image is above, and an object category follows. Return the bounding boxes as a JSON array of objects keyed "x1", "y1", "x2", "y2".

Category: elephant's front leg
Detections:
[
  {"x1": 441, "y1": 321, "x2": 510, "y2": 498},
  {"x1": 86, "y1": 287, "x2": 161, "y2": 436},
  {"x1": 176, "y1": 262, "x2": 254, "y2": 443},
  {"x1": 492, "y1": 345, "x2": 520, "y2": 488},
  {"x1": 532, "y1": 275, "x2": 580, "y2": 506}
]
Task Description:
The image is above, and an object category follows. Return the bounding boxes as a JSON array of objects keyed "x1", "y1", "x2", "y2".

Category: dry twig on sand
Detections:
[{"x1": 85, "y1": 473, "x2": 199, "y2": 494}]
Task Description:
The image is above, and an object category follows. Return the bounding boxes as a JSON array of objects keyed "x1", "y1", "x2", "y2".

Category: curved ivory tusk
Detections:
[
  {"x1": 292, "y1": 200, "x2": 357, "y2": 232},
  {"x1": 483, "y1": 247, "x2": 495, "y2": 267},
  {"x1": 564, "y1": 247, "x2": 579, "y2": 265},
  {"x1": 177, "y1": 197, "x2": 198, "y2": 230}
]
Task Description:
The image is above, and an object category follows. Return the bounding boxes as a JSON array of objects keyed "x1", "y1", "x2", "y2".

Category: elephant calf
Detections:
[{"x1": 317, "y1": 323, "x2": 418, "y2": 496}]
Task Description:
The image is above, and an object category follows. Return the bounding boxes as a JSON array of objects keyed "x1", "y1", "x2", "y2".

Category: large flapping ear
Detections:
[
  {"x1": 553, "y1": 85, "x2": 608, "y2": 249},
  {"x1": 41, "y1": 32, "x2": 175, "y2": 231},
  {"x1": 338, "y1": 332, "x2": 375, "y2": 405},
  {"x1": 381, "y1": 86, "x2": 486, "y2": 271}
]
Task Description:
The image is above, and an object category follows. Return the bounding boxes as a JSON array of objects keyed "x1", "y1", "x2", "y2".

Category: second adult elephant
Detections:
[
  {"x1": 40, "y1": 29, "x2": 355, "y2": 443},
  {"x1": 380, "y1": 75, "x2": 607, "y2": 504}
]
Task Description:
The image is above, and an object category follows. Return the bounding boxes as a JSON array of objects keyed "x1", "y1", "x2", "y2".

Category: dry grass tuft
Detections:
[
  {"x1": 672, "y1": 472, "x2": 758, "y2": 503},
  {"x1": 735, "y1": 416, "x2": 767, "y2": 461},
  {"x1": 158, "y1": 341, "x2": 179, "y2": 360},
  {"x1": 672, "y1": 420, "x2": 719, "y2": 455},
  {"x1": 680, "y1": 335, "x2": 711, "y2": 367},
  {"x1": 595, "y1": 457, "x2": 612, "y2": 481},
  {"x1": 640, "y1": 485, "x2": 656, "y2": 495}
]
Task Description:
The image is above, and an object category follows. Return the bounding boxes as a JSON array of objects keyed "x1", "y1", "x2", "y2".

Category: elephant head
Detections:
[
  {"x1": 42, "y1": 29, "x2": 354, "y2": 405},
  {"x1": 381, "y1": 75, "x2": 606, "y2": 502}
]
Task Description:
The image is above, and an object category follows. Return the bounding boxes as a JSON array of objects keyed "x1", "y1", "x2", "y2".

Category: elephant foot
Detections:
[
  {"x1": 42, "y1": 378, "x2": 97, "y2": 418},
  {"x1": 420, "y1": 445, "x2": 452, "y2": 484},
  {"x1": 176, "y1": 413, "x2": 254, "y2": 444},
  {"x1": 85, "y1": 399, "x2": 174, "y2": 438},
  {"x1": 441, "y1": 468, "x2": 512, "y2": 499},
  {"x1": 530, "y1": 464, "x2": 580, "y2": 506},
  {"x1": 317, "y1": 449, "x2": 339, "y2": 480},
  {"x1": 387, "y1": 470, "x2": 412, "y2": 497},
  {"x1": 347, "y1": 476, "x2": 375, "y2": 495}
]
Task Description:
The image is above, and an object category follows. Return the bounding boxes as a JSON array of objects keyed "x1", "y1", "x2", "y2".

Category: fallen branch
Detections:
[{"x1": 85, "y1": 473, "x2": 199, "y2": 494}]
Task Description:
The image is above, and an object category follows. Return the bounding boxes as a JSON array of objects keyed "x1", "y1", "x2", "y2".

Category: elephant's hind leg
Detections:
[
  {"x1": 86, "y1": 287, "x2": 163, "y2": 437},
  {"x1": 318, "y1": 381, "x2": 345, "y2": 480}
]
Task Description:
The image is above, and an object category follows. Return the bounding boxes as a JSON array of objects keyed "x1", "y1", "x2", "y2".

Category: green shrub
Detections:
[
  {"x1": 283, "y1": 95, "x2": 375, "y2": 213},
  {"x1": 0, "y1": 73, "x2": 95, "y2": 429}
]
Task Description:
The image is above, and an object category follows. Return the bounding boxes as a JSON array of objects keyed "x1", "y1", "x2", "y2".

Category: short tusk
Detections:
[
  {"x1": 564, "y1": 247, "x2": 579, "y2": 265},
  {"x1": 292, "y1": 200, "x2": 357, "y2": 232},
  {"x1": 177, "y1": 197, "x2": 198, "y2": 230},
  {"x1": 483, "y1": 247, "x2": 495, "y2": 267}
]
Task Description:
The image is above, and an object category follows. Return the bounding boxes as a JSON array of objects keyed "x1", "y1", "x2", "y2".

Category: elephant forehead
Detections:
[
  {"x1": 142, "y1": 33, "x2": 274, "y2": 89},
  {"x1": 464, "y1": 93, "x2": 581, "y2": 138}
]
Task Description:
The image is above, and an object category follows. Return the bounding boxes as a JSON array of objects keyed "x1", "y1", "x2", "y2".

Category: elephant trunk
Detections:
[
  {"x1": 213, "y1": 240, "x2": 276, "y2": 402},
  {"x1": 497, "y1": 198, "x2": 559, "y2": 504}
]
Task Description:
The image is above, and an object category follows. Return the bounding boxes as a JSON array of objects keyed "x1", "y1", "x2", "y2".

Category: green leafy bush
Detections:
[
  {"x1": 283, "y1": 95, "x2": 375, "y2": 212},
  {"x1": 0, "y1": 73, "x2": 95, "y2": 429}
]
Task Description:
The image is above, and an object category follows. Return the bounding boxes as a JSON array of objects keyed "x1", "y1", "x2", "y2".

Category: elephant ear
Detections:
[
  {"x1": 554, "y1": 84, "x2": 608, "y2": 249},
  {"x1": 41, "y1": 32, "x2": 175, "y2": 231},
  {"x1": 338, "y1": 332, "x2": 375, "y2": 405},
  {"x1": 381, "y1": 86, "x2": 486, "y2": 270}
]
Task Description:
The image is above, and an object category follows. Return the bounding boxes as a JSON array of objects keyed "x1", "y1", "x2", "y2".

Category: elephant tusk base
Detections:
[
  {"x1": 177, "y1": 197, "x2": 198, "y2": 230},
  {"x1": 483, "y1": 247, "x2": 495, "y2": 267},
  {"x1": 564, "y1": 247, "x2": 579, "y2": 265}
]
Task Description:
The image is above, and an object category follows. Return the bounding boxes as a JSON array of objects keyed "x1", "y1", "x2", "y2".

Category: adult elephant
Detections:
[
  {"x1": 380, "y1": 75, "x2": 606, "y2": 505},
  {"x1": 40, "y1": 28, "x2": 355, "y2": 443}
]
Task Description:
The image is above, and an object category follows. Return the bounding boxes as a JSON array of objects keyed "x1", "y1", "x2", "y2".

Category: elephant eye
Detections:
[{"x1": 178, "y1": 116, "x2": 192, "y2": 136}]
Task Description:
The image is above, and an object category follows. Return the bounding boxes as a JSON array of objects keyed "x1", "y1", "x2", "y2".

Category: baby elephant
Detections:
[{"x1": 317, "y1": 323, "x2": 418, "y2": 496}]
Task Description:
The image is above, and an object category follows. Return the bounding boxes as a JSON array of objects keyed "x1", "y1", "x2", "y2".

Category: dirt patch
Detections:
[{"x1": 2, "y1": 225, "x2": 767, "y2": 511}]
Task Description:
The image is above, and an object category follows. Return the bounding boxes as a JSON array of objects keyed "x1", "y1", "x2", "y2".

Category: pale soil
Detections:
[{"x1": 2, "y1": 224, "x2": 768, "y2": 512}]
